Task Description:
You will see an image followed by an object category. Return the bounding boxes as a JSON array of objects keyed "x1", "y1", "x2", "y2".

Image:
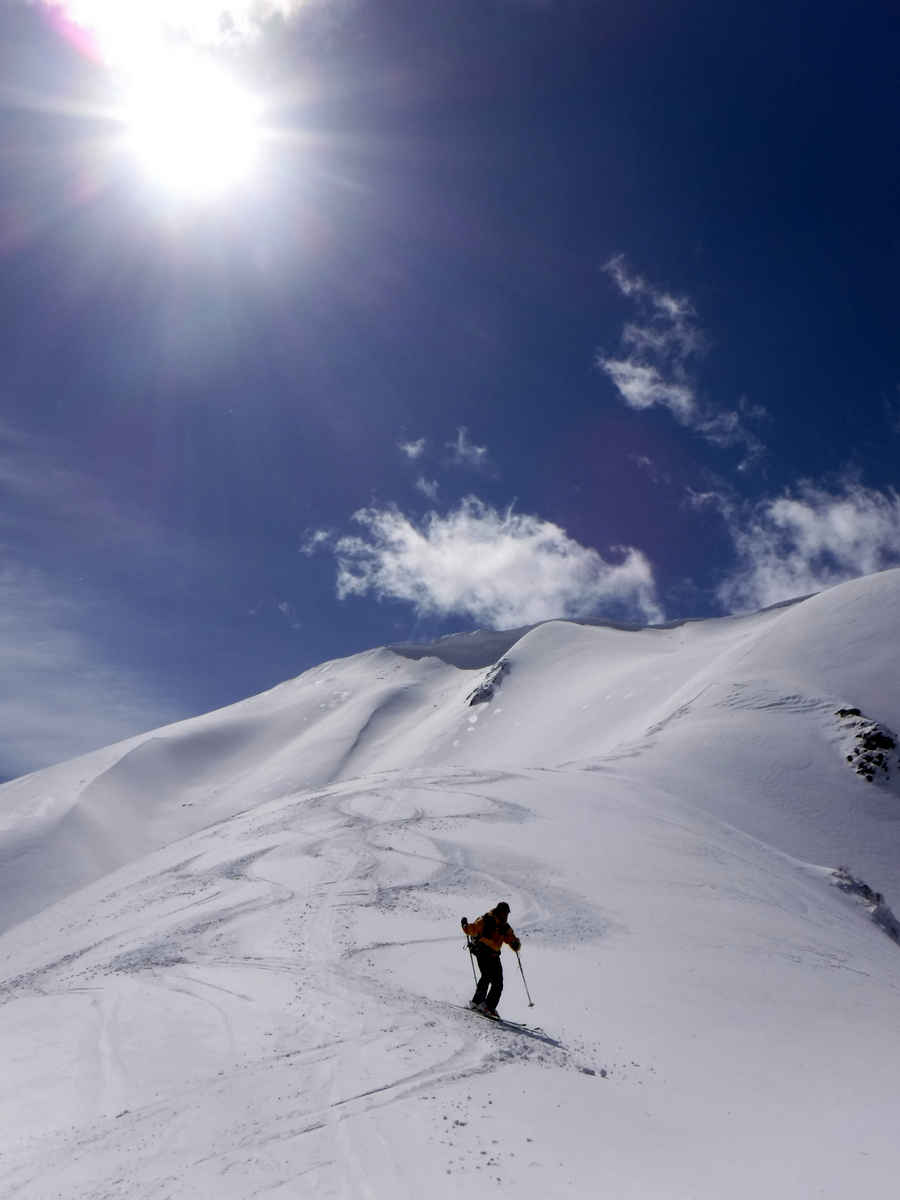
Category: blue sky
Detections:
[{"x1": 0, "y1": 0, "x2": 898, "y2": 777}]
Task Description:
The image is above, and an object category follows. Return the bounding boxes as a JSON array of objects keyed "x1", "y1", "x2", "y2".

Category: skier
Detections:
[{"x1": 461, "y1": 902, "x2": 521, "y2": 1019}]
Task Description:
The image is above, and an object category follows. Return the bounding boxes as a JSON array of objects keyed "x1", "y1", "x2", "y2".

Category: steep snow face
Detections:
[
  {"x1": 436, "y1": 570, "x2": 900, "y2": 898},
  {"x1": 0, "y1": 649, "x2": 472, "y2": 931},
  {"x1": 0, "y1": 570, "x2": 899, "y2": 1198}
]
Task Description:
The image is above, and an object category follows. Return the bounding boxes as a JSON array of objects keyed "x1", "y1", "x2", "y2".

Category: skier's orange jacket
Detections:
[{"x1": 464, "y1": 911, "x2": 521, "y2": 954}]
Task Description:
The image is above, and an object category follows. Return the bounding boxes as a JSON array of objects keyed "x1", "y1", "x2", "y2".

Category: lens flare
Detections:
[
  {"x1": 43, "y1": 4, "x2": 277, "y2": 199},
  {"x1": 50, "y1": 2, "x2": 301, "y2": 63},
  {"x1": 123, "y1": 54, "x2": 262, "y2": 197}
]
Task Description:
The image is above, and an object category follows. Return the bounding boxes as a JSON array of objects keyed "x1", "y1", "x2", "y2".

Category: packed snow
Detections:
[{"x1": 1, "y1": 570, "x2": 900, "y2": 1197}]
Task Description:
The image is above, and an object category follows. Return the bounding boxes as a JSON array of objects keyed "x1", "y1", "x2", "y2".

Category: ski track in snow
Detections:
[
  {"x1": 0, "y1": 768, "x2": 589, "y2": 1199},
  {"x1": 3, "y1": 572, "x2": 900, "y2": 1197}
]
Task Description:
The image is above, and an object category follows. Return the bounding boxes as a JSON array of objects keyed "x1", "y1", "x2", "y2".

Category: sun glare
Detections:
[{"x1": 123, "y1": 54, "x2": 262, "y2": 198}]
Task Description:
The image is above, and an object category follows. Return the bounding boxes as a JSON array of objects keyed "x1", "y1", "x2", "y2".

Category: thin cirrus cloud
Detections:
[
  {"x1": 715, "y1": 481, "x2": 900, "y2": 612},
  {"x1": 0, "y1": 563, "x2": 183, "y2": 779},
  {"x1": 0, "y1": 424, "x2": 202, "y2": 777},
  {"x1": 0, "y1": 422, "x2": 207, "y2": 578},
  {"x1": 598, "y1": 255, "x2": 765, "y2": 465},
  {"x1": 332, "y1": 497, "x2": 663, "y2": 628},
  {"x1": 446, "y1": 428, "x2": 490, "y2": 471}
]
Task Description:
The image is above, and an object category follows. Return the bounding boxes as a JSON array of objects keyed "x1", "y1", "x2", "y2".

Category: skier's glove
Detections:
[
  {"x1": 510, "y1": 938, "x2": 521, "y2": 952},
  {"x1": 460, "y1": 916, "x2": 468, "y2": 929}
]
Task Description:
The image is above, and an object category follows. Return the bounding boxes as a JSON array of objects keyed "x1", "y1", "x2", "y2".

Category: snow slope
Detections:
[{"x1": 1, "y1": 570, "x2": 899, "y2": 1198}]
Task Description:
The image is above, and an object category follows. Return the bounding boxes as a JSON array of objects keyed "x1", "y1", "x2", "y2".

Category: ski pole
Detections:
[
  {"x1": 516, "y1": 951, "x2": 534, "y2": 1007},
  {"x1": 462, "y1": 922, "x2": 478, "y2": 985}
]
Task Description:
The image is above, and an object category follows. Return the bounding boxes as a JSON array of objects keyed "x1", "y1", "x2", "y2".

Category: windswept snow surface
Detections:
[{"x1": 1, "y1": 570, "x2": 900, "y2": 1197}]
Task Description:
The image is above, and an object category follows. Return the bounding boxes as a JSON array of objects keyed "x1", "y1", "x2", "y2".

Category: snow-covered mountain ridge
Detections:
[{"x1": 1, "y1": 570, "x2": 899, "y2": 1197}]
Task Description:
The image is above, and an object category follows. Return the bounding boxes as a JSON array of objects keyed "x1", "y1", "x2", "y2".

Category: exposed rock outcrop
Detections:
[
  {"x1": 466, "y1": 659, "x2": 509, "y2": 706},
  {"x1": 835, "y1": 708, "x2": 896, "y2": 783}
]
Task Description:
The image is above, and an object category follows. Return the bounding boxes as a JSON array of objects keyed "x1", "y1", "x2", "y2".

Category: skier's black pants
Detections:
[{"x1": 471, "y1": 944, "x2": 503, "y2": 1010}]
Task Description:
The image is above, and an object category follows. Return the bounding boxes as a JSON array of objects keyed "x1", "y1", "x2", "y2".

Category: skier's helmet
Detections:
[{"x1": 495, "y1": 902, "x2": 510, "y2": 916}]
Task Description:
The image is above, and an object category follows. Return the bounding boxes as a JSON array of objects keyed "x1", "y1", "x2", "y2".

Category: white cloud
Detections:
[
  {"x1": 598, "y1": 256, "x2": 764, "y2": 463},
  {"x1": 276, "y1": 600, "x2": 303, "y2": 630},
  {"x1": 333, "y1": 497, "x2": 663, "y2": 628},
  {"x1": 44, "y1": 1, "x2": 306, "y2": 64},
  {"x1": 300, "y1": 528, "x2": 331, "y2": 555},
  {"x1": 414, "y1": 477, "x2": 439, "y2": 500},
  {"x1": 717, "y1": 482, "x2": 900, "y2": 612},
  {"x1": 399, "y1": 437, "x2": 427, "y2": 460},
  {"x1": 446, "y1": 428, "x2": 490, "y2": 470},
  {"x1": 601, "y1": 360, "x2": 696, "y2": 421}
]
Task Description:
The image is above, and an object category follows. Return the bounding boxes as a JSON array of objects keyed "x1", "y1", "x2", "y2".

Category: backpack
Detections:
[{"x1": 478, "y1": 910, "x2": 510, "y2": 941}]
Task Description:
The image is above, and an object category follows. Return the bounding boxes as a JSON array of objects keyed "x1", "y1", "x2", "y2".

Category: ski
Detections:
[
  {"x1": 447, "y1": 1003, "x2": 545, "y2": 1034},
  {"x1": 447, "y1": 1003, "x2": 563, "y2": 1046}
]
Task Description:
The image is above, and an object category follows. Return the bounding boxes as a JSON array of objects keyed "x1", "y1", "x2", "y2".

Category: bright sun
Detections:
[{"x1": 123, "y1": 53, "x2": 262, "y2": 198}]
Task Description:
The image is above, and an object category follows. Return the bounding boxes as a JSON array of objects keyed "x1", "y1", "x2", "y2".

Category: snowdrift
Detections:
[{"x1": 1, "y1": 570, "x2": 899, "y2": 1198}]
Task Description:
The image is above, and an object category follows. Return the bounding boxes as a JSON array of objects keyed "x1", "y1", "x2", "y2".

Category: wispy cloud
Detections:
[
  {"x1": 332, "y1": 497, "x2": 663, "y2": 628},
  {"x1": 300, "y1": 528, "x2": 331, "y2": 556},
  {"x1": 713, "y1": 481, "x2": 900, "y2": 612},
  {"x1": 0, "y1": 424, "x2": 202, "y2": 777},
  {"x1": 414, "y1": 477, "x2": 439, "y2": 500},
  {"x1": 0, "y1": 422, "x2": 164, "y2": 548},
  {"x1": 598, "y1": 255, "x2": 765, "y2": 464},
  {"x1": 446, "y1": 428, "x2": 490, "y2": 471},
  {"x1": 0, "y1": 563, "x2": 183, "y2": 779},
  {"x1": 398, "y1": 437, "x2": 427, "y2": 460},
  {"x1": 276, "y1": 600, "x2": 303, "y2": 630}
]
